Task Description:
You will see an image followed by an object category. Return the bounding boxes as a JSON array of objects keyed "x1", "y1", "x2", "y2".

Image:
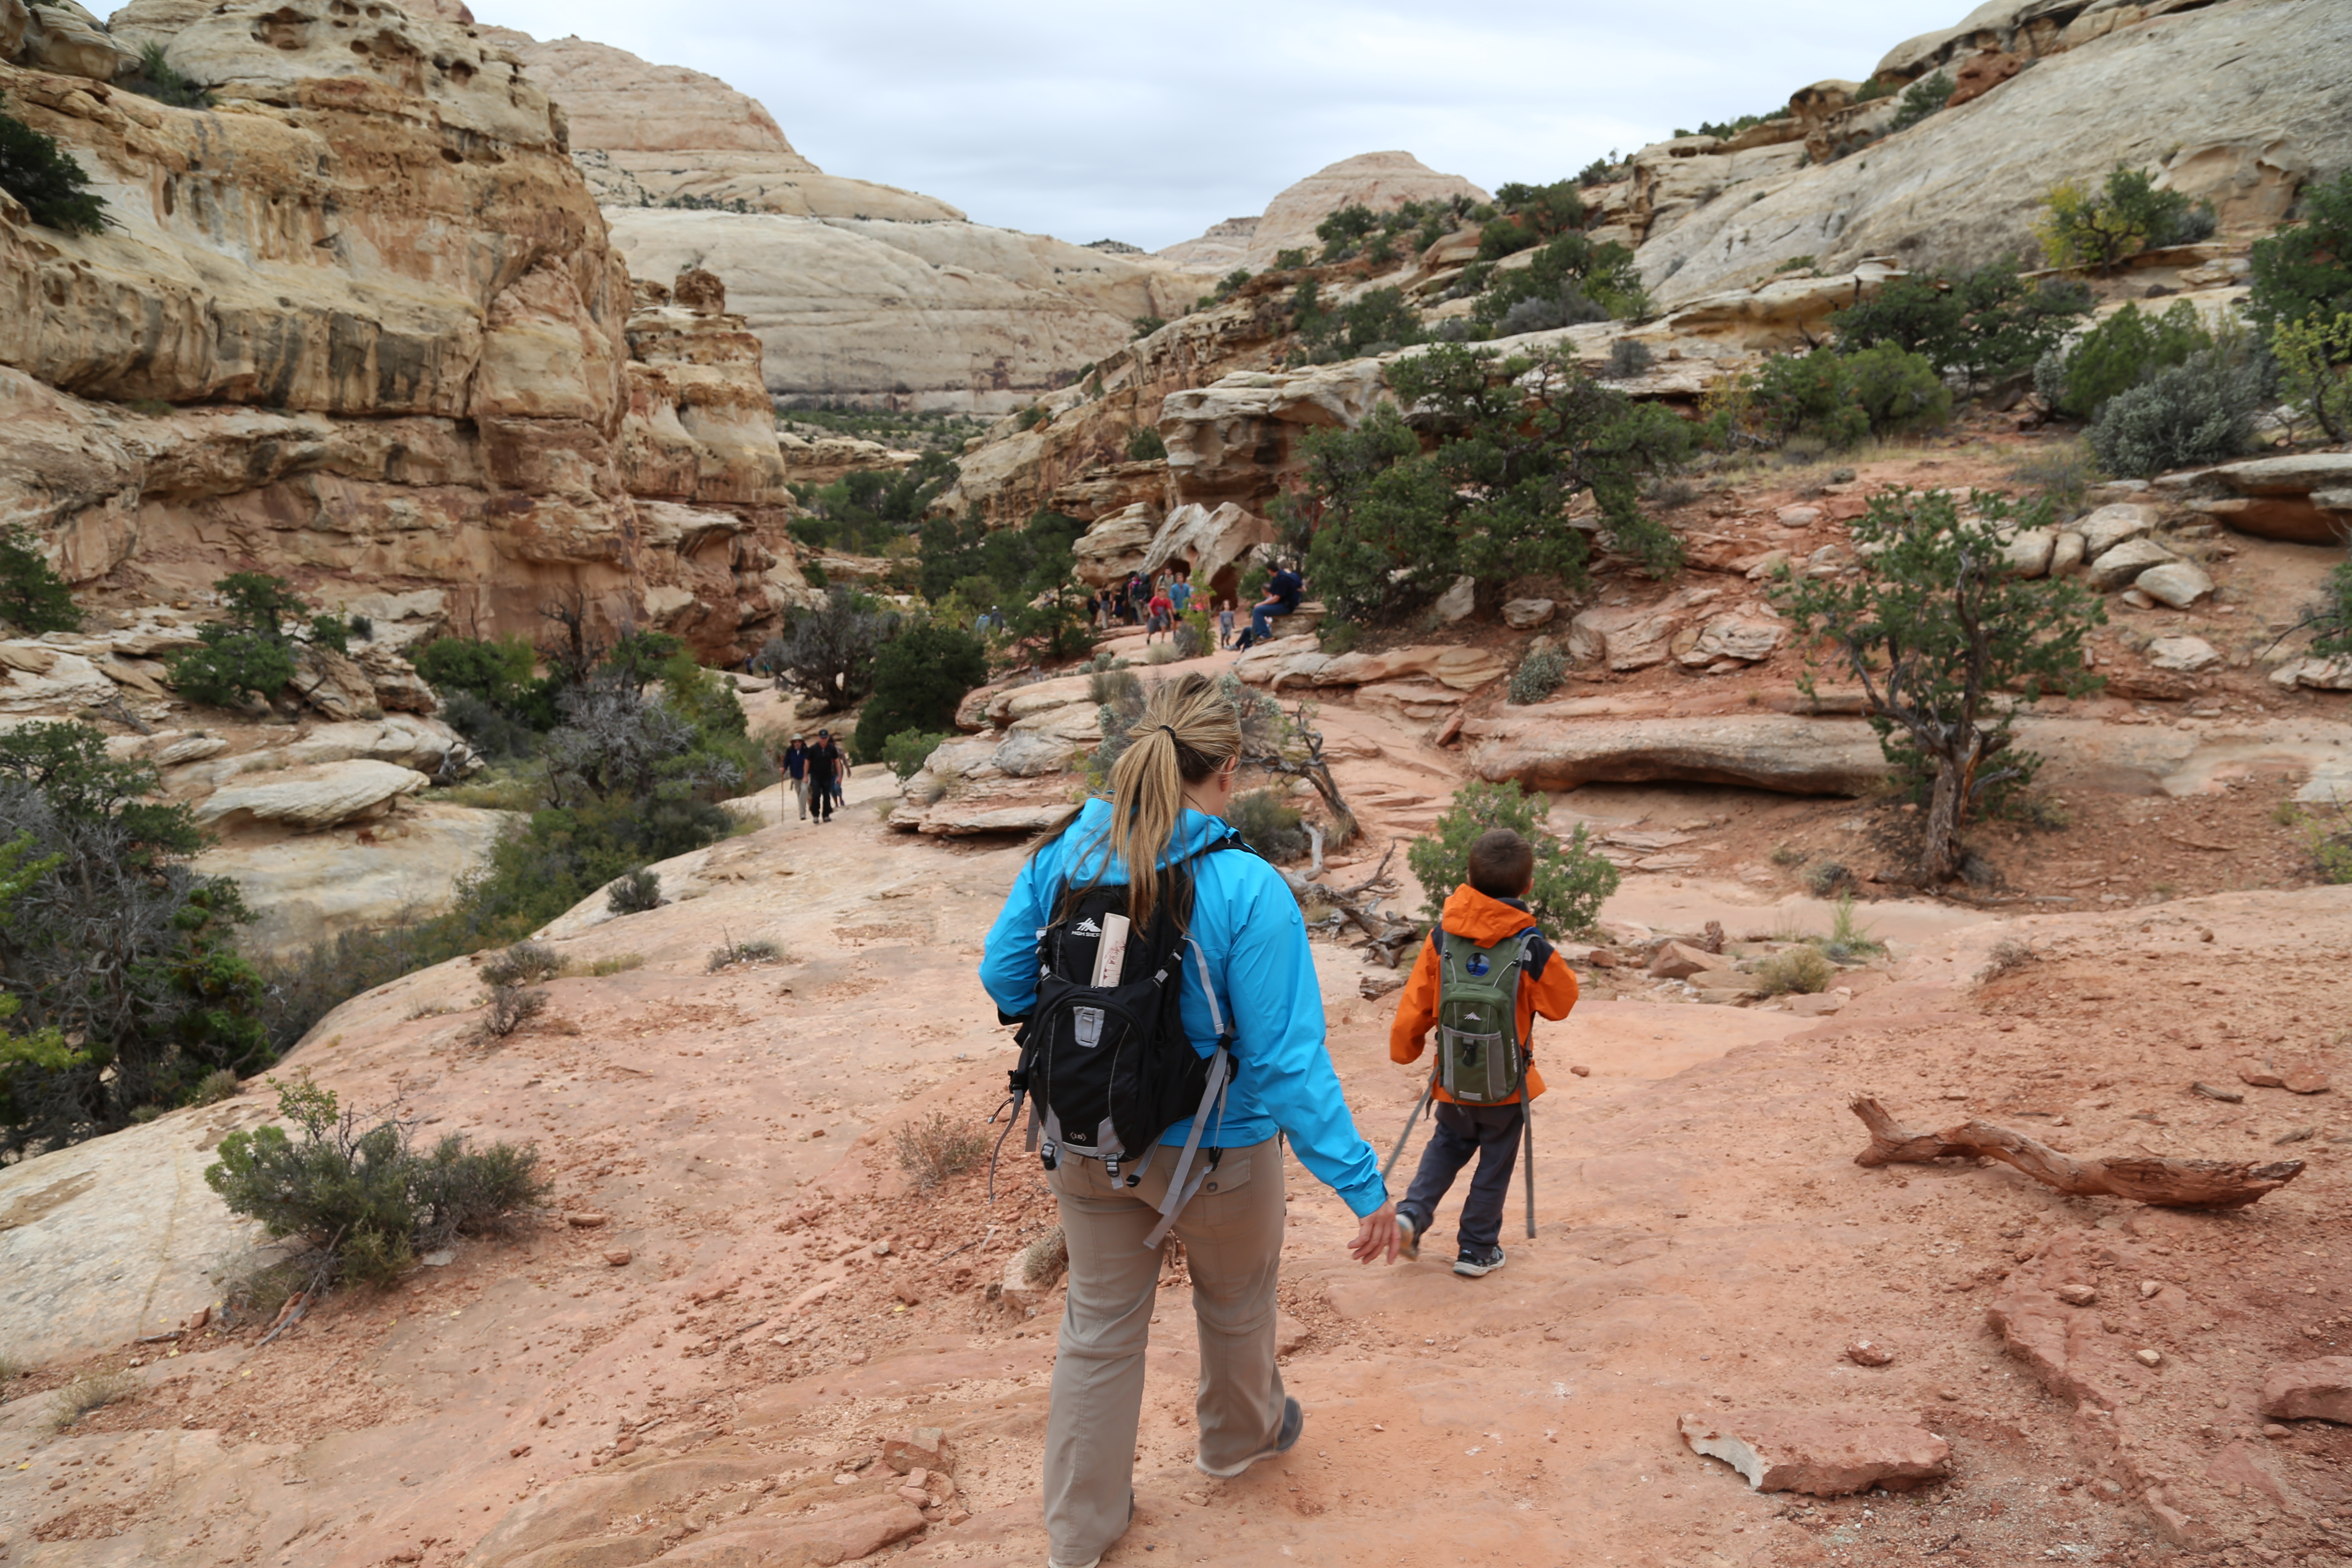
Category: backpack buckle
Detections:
[
  {"x1": 1104, "y1": 1153, "x2": 1121, "y2": 1182},
  {"x1": 1040, "y1": 1140, "x2": 1059, "y2": 1171}
]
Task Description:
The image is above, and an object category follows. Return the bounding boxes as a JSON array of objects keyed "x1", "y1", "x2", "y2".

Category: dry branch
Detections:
[
  {"x1": 1848, "y1": 1096, "x2": 2304, "y2": 1209},
  {"x1": 1277, "y1": 840, "x2": 1406, "y2": 943}
]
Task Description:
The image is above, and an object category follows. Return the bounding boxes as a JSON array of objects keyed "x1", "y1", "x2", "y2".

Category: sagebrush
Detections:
[
  {"x1": 1407, "y1": 779, "x2": 1617, "y2": 938},
  {"x1": 892, "y1": 1111, "x2": 988, "y2": 1191}
]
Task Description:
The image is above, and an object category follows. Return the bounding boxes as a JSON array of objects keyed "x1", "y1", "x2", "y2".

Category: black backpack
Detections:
[{"x1": 995, "y1": 836, "x2": 1240, "y2": 1248}]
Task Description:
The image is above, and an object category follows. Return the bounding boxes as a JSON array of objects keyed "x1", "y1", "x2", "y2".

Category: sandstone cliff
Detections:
[
  {"x1": 1629, "y1": 0, "x2": 2352, "y2": 305},
  {"x1": 1158, "y1": 150, "x2": 1492, "y2": 273},
  {"x1": 0, "y1": 0, "x2": 812, "y2": 662}
]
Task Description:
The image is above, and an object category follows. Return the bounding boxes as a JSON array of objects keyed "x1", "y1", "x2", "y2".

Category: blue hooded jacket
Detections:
[{"x1": 979, "y1": 797, "x2": 1388, "y2": 1217}]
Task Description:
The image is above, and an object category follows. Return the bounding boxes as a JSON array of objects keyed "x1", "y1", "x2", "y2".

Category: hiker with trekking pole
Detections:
[
  {"x1": 1381, "y1": 827, "x2": 1580, "y2": 1276},
  {"x1": 979, "y1": 671, "x2": 1401, "y2": 1568}
]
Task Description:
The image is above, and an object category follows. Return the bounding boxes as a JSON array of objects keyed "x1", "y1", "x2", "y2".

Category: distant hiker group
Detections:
[{"x1": 777, "y1": 731, "x2": 844, "y2": 824}]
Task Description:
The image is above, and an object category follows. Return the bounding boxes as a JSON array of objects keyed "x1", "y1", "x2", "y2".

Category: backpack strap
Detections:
[{"x1": 1142, "y1": 931, "x2": 1235, "y2": 1249}]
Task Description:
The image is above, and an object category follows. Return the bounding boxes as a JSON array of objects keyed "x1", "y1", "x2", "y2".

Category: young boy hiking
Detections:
[{"x1": 1388, "y1": 828, "x2": 1579, "y2": 1276}]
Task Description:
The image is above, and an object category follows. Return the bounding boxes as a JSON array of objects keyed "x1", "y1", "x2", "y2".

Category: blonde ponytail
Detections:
[{"x1": 1093, "y1": 672, "x2": 1241, "y2": 932}]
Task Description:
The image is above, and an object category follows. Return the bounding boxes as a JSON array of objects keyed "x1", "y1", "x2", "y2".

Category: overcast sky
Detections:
[{"x1": 480, "y1": 0, "x2": 1963, "y2": 251}]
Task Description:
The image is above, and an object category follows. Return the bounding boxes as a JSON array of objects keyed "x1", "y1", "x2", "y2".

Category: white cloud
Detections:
[{"x1": 481, "y1": 0, "x2": 1966, "y2": 248}]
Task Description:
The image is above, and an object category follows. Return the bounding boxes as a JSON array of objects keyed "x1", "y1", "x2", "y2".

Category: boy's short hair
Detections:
[{"x1": 1467, "y1": 829, "x2": 1535, "y2": 898}]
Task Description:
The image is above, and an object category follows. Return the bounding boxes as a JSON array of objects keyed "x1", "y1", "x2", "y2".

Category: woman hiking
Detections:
[{"x1": 980, "y1": 672, "x2": 1401, "y2": 1568}]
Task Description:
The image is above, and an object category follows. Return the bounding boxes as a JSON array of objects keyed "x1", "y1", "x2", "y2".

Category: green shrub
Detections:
[
  {"x1": 413, "y1": 634, "x2": 551, "y2": 735},
  {"x1": 792, "y1": 450, "x2": 960, "y2": 558},
  {"x1": 1774, "y1": 254, "x2": 1818, "y2": 274},
  {"x1": 479, "y1": 983, "x2": 546, "y2": 1038},
  {"x1": 1606, "y1": 338, "x2": 1654, "y2": 378},
  {"x1": 893, "y1": 1110, "x2": 987, "y2": 1191},
  {"x1": 2085, "y1": 347, "x2": 2263, "y2": 476},
  {"x1": 1755, "y1": 946, "x2": 1837, "y2": 995},
  {"x1": 1810, "y1": 893, "x2": 1883, "y2": 963},
  {"x1": 1888, "y1": 70, "x2": 1954, "y2": 133},
  {"x1": 2248, "y1": 167, "x2": 2352, "y2": 340},
  {"x1": 851, "y1": 621, "x2": 988, "y2": 762},
  {"x1": 119, "y1": 41, "x2": 213, "y2": 110},
  {"x1": 2033, "y1": 300, "x2": 2210, "y2": 420},
  {"x1": 1469, "y1": 231, "x2": 1648, "y2": 334},
  {"x1": 1736, "y1": 345, "x2": 1949, "y2": 450},
  {"x1": 205, "y1": 1079, "x2": 547, "y2": 1289},
  {"x1": 165, "y1": 573, "x2": 349, "y2": 710},
  {"x1": 1831, "y1": 260, "x2": 2090, "y2": 390},
  {"x1": 2307, "y1": 557, "x2": 2352, "y2": 659},
  {"x1": 1292, "y1": 344, "x2": 1688, "y2": 624},
  {"x1": 2271, "y1": 311, "x2": 2352, "y2": 443},
  {"x1": 2005, "y1": 440, "x2": 2101, "y2": 517},
  {"x1": 606, "y1": 867, "x2": 662, "y2": 915},
  {"x1": 0, "y1": 524, "x2": 79, "y2": 633},
  {"x1": 2303, "y1": 800, "x2": 2352, "y2": 885},
  {"x1": 1311, "y1": 616, "x2": 1356, "y2": 656},
  {"x1": 706, "y1": 936, "x2": 781, "y2": 971},
  {"x1": 1223, "y1": 787, "x2": 1309, "y2": 863},
  {"x1": 1804, "y1": 860, "x2": 1850, "y2": 897},
  {"x1": 1290, "y1": 280, "x2": 1427, "y2": 362},
  {"x1": 1844, "y1": 342, "x2": 1954, "y2": 438},
  {"x1": 479, "y1": 940, "x2": 563, "y2": 988},
  {"x1": 0, "y1": 99, "x2": 108, "y2": 235},
  {"x1": 882, "y1": 728, "x2": 946, "y2": 780},
  {"x1": 1507, "y1": 646, "x2": 1567, "y2": 704},
  {"x1": 189, "y1": 1067, "x2": 241, "y2": 1106},
  {"x1": 1131, "y1": 315, "x2": 1167, "y2": 339},
  {"x1": 2036, "y1": 165, "x2": 2213, "y2": 274},
  {"x1": 1474, "y1": 181, "x2": 1586, "y2": 260},
  {"x1": 1272, "y1": 247, "x2": 1311, "y2": 271},
  {"x1": 1406, "y1": 779, "x2": 1618, "y2": 938},
  {"x1": 1125, "y1": 425, "x2": 1168, "y2": 461}
]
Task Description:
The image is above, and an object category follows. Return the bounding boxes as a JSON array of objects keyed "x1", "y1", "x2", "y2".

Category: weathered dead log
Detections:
[{"x1": 1848, "y1": 1096, "x2": 2304, "y2": 1209}]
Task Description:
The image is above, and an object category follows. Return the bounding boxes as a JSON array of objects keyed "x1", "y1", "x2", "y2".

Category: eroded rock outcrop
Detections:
[{"x1": 1159, "y1": 151, "x2": 1491, "y2": 274}]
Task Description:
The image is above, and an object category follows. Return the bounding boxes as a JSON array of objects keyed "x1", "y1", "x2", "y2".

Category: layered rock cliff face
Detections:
[
  {"x1": 1159, "y1": 151, "x2": 1492, "y2": 273},
  {"x1": 496, "y1": 32, "x2": 1199, "y2": 413},
  {"x1": 1623, "y1": 0, "x2": 2351, "y2": 306},
  {"x1": 0, "y1": 0, "x2": 808, "y2": 662}
]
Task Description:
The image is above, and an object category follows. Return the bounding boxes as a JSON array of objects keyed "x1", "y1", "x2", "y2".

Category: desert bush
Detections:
[
  {"x1": 0, "y1": 99, "x2": 107, "y2": 235},
  {"x1": 1755, "y1": 946, "x2": 1837, "y2": 995},
  {"x1": 1767, "y1": 487, "x2": 2104, "y2": 882},
  {"x1": 0, "y1": 524, "x2": 79, "y2": 633},
  {"x1": 413, "y1": 634, "x2": 552, "y2": 738},
  {"x1": 165, "y1": 573, "x2": 351, "y2": 710},
  {"x1": 1770, "y1": 842, "x2": 1806, "y2": 867},
  {"x1": 1469, "y1": 231, "x2": 1648, "y2": 334},
  {"x1": 1290, "y1": 281, "x2": 1427, "y2": 362},
  {"x1": 585, "y1": 952, "x2": 643, "y2": 976},
  {"x1": 706, "y1": 937, "x2": 782, "y2": 972},
  {"x1": 1977, "y1": 935, "x2": 2037, "y2": 981},
  {"x1": 2036, "y1": 165, "x2": 2213, "y2": 274},
  {"x1": 1176, "y1": 609, "x2": 1216, "y2": 658},
  {"x1": 0, "y1": 726, "x2": 269, "y2": 1156},
  {"x1": 205, "y1": 1079, "x2": 545, "y2": 1289},
  {"x1": 479, "y1": 983, "x2": 547, "y2": 1038},
  {"x1": 2004, "y1": 440, "x2": 2100, "y2": 517},
  {"x1": 1508, "y1": 646, "x2": 1568, "y2": 705},
  {"x1": 893, "y1": 1111, "x2": 987, "y2": 1191},
  {"x1": 1888, "y1": 70, "x2": 1954, "y2": 133},
  {"x1": 1145, "y1": 643, "x2": 1180, "y2": 665},
  {"x1": 1810, "y1": 894, "x2": 1883, "y2": 963},
  {"x1": 2271, "y1": 312, "x2": 2352, "y2": 443},
  {"x1": 606, "y1": 868, "x2": 662, "y2": 915},
  {"x1": 1495, "y1": 282, "x2": 1611, "y2": 337},
  {"x1": 2033, "y1": 300, "x2": 2210, "y2": 420},
  {"x1": 1124, "y1": 424, "x2": 1168, "y2": 461},
  {"x1": 1224, "y1": 787, "x2": 1310, "y2": 863},
  {"x1": 882, "y1": 728, "x2": 946, "y2": 780},
  {"x1": 772, "y1": 588, "x2": 900, "y2": 711},
  {"x1": 1311, "y1": 616, "x2": 1356, "y2": 656},
  {"x1": 851, "y1": 621, "x2": 988, "y2": 762},
  {"x1": 1845, "y1": 342, "x2": 1954, "y2": 437},
  {"x1": 1407, "y1": 779, "x2": 1618, "y2": 938},
  {"x1": 190, "y1": 1067, "x2": 241, "y2": 1106},
  {"x1": 1606, "y1": 338, "x2": 1654, "y2": 378},
  {"x1": 120, "y1": 41, "x2": 214, "y2": 109},
  {"x1": 2085, "y1": 347, "x2": 2264, "y2": 476},
  {"x1": 48, "y1": 1370, "x2": 135, "y2": 1432},
  {"x1": 2248, "y1": 167, "x2": 2352, "y2": 338},
  {"x1": 1292, "y1": 344, "x2": 1688, "y2": 624},
  {"x1": 1736, "y1": 346, "x2": 1948, "y2": 450},
  {"x1": 480, "y1": 941, "x2": 563, "y2": 989},
  {"x1": 1804, "y1": 860, "x2": 1851, "y2": 897},
  {"x1": 1834, "y1": 260, "x2": 2091, "y2": 391}
]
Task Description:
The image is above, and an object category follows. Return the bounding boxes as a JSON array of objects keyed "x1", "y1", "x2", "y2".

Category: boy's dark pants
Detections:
[{"x1": 1399, "y1": 1100, "x2": 1524, "y2": 1252}]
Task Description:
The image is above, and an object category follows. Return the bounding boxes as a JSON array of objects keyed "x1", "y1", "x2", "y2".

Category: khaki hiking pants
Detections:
[{"x1": 1042, "y1": 1136, "x2": 1286, "y2": 1563}]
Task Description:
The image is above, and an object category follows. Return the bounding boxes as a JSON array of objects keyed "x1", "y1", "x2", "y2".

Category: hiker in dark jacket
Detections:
[
  {"x1": 805, "y1": 731, "x2": 842, "y2": 823},
  {"x1": 781, "y1": 737, "x2": 809, "y2": 821}
]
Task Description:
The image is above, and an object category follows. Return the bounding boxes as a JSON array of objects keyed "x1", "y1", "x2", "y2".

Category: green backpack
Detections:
[{"x1": 1434, "y1": 928, "x2": 1534, "y2": 1104}]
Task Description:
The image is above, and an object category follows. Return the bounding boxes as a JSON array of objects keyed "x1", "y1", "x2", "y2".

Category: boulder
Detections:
[
  {"x1": 2269, "y1": 656, "x2": 2352, "y2": 692},
  {"x1": 1071, "y1": 503, "x2": 1162, "y2": 587},
  {"x1": 1432, "y1": 576, "x2": 1477, "y2": 624},
  {"x1": 0, "y1": 646, "x2": 114, "y2": 712},
  {"x1": 2199, "y1": 495, "x2": 2347, "y2": 545},
  {"x1": 1680, "y1": 1411, "x2": 1951, "y2": 1496},
  {"x1": 2076, "y1": 503, "x2": 2160, "y2": 558},
  {"x1": 193, "y1": 759, "x2": 431, "y2": 832},
  {"x1": 2211, "y1": 452, "x2": 2352, "y2": 497},
  {"x1": 1162, "y1": 151, "x2": 1491, "y2": 273},
  {"x1": 1503, "y1": 598, "x2": 1557, "y2": 630},
  {"x1": 2145, "y1": 636, "x2": 2222, "y2": 674},
  {"x1": 1234, "y1": 642, "x2": 1506, "y2": 692},
  {"x1": 2084, "y1": 537, "x2": 2179, "y2": 591},
  {"x1": 1470, "y1": 715, "x2": 1888, "y2": 796},
  {"x1": 990, "y1": 727, "x2": 1078, "y2": 779},
  {"x1": 986, "y1": 674, "x2": 1099, "y2": 726},
  {"x1": 1353, "y1": 682, "x2": 1464, "y2": 724},
  {"x1": 21, "y1": 0, "x2": 137, "y2": 81},
  {"x1": 2050, "y1": 530, "x2": 2088, "y2": 577},
  {"x1": 1649, "y1": 941, "x2": 1736, "y2": 981},
  {"x1": 2258, "y1": 1357, "x2": 2352, "y2": 1424},
  {"x1": 1568, "y1": 606, "x2": 1681, "y2": 671},
  {"x1": 2135, "y1": 560, "x2": 2215, "y2": 609},
  {"x1": 2001, "y1": 527, "x2": 2056, "y2": 578},
  {"x1": 1675, "y1": 613, "x2": 1784, "y2": 668},
  {"x1": 170, "y1": 718, "x2": 480, "y2": 793},
  {"x1": 1140, "y1": 501, "x2": 1277, "y2": 594}
]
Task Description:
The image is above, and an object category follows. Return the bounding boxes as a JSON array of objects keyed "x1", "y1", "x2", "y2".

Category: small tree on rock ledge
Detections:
[{"x1": 1768, "y1": 488, "x2": 2105, "y2": 885}]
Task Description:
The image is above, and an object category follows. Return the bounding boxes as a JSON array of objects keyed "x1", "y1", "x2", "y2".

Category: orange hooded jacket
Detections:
[{"x1": 1389, "y1": 884, "x2": 1579, "y2": 1104}]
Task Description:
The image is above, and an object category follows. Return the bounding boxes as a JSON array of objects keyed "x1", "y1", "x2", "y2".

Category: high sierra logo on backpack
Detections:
[
  {"x1": 1435, "y1": 927, "x2": 1533, "y2": 1103},
  {"x1": 994, "y1": 835, "x2": 1241, "y2": 1248}
]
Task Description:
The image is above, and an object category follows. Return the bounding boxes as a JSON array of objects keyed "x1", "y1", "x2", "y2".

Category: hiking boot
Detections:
[
  {"x1": 1454, "y1": 1244, "x2": 1506, "y2": 1277},
  {"x1": 1046, "y1": 1493, "x2": 1131, "y2": 1568},
  {"x1": 1395, "y1": 1209, "x2": 1422, "y2": 1262},
  {"x1": 1194, "y1": 1396, "x2": 1303, "y2": 1478}
]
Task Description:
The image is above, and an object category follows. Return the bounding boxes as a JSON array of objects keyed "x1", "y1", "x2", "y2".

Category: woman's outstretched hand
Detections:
[{"x1": 1350, "y1": 1200, "x2": 1402, "y2": 1265}]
